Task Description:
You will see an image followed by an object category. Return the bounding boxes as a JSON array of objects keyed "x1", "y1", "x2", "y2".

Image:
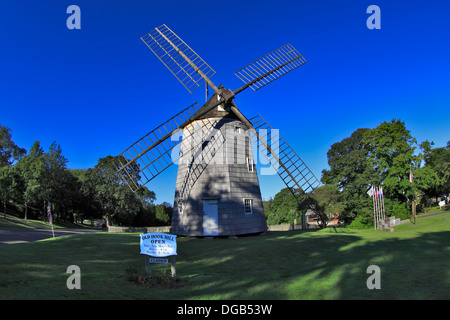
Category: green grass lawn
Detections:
[
  {"x1": 0, "y1": 214, "x2": 94, "y2": 230},
  {"x1": 0, "y1": 213, "x2": 449, "y2": 300},
  {"x1": 419, "y1": 204, "x2": 450, "y2": 216}
]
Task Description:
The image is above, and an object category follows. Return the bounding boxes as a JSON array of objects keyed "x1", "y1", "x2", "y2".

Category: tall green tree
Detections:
[
  {"x1": 418, "y1": 140, "x2": 450, "y2": 198},
  {"x1": 86, "y1": 155, "x2": 156, "y2": 226},
  {"x1": 155, "y1": 204, "x2": 170, "y2": 225},
  {"x1": 322, "y1": 119, "x2": 419, "y2": 226},
  {"x1": 363, "y1": 119, "x2": 418, "y2": 202},
  {"x1": 296, "y1": 184, "x2": 344, "y2": 229},
  {"x1": 69, "y1": 169, "x2": 103, "y2": 222},
  {"x1": 321, "y1": 128, "x2": 375, "y2": 221},
  {"x1": 264, "y1": 187, "x2": 305, "y2": 224},
  {"x1": 0, "y1": 166, "x2": 23, "y2": 217},
  {"x1": 42, "y1": 142, "x2": 77, "y2": 220},
  {"x1": 0, "y1": 124, "x2": 26, "y2": 167},
  {"x1": 15, "y1": 141, "x2": 46, "y2": 219}
]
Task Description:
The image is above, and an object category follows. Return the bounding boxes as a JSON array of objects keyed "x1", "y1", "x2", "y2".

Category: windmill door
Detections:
[{"x1": 203, "y1": 200, "x2": 219, "y2": 236}]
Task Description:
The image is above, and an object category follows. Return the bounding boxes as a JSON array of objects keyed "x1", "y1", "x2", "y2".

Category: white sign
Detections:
[{"x1": 140, "y1": 233, "x2": 177, "y2": 257}]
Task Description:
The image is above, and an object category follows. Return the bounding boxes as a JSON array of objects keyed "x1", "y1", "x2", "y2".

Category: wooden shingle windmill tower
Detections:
[{"x1": 117, "y1": 25, "x2": 320, "y2": 236}]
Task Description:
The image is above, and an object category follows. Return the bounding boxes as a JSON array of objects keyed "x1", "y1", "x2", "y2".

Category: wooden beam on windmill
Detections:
[{"x1": 141, "y1": 24, "x2": 219, "y2": 94}]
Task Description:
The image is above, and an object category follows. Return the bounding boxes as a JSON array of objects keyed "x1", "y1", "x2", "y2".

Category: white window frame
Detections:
[{"x1": 243, "y1": 198, "x2": 253, "y2": 214}]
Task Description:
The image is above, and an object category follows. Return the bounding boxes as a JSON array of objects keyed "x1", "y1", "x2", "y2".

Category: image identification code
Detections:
[{"x1": 177, "y1": 304, "x2": 273, "y2": 317}]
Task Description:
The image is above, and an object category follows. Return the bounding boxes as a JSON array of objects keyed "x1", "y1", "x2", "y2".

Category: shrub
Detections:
[
  {"x1": 389, "y1": 201, "x2": 410, "y2": 220},
  {"x1": 348, "y1": 214, "x2": 373, "y2": 229}
]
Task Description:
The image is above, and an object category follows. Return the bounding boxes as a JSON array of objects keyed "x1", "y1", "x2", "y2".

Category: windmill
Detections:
[{"x1": 117, "y1": 25, "x2": 320, "y2": 236}]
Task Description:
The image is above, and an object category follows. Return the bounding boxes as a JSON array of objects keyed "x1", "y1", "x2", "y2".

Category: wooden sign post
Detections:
[{"x1": 140, "y1": 233, "x2": 177, "y2": 280}]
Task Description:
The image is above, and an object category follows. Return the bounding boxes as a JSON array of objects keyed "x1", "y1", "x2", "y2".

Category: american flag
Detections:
[{"x1": 47, "y1": 201, "x2": 53, "y2": 226}]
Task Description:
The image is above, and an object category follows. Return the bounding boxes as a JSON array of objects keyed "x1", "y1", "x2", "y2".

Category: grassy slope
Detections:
[
  {"x1": 0, "y1": 214, "x2": 94, "y2": 229},
  {"x1": 0, "y1": 213, "x2": 449, "y2": 300}
]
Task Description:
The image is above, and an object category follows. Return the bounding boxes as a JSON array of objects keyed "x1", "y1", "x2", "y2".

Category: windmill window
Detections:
[
  {"x1": 210, "y1": 136, "x2": 216, "y2": 157},
  {"x1": 244, "y1": 198, "x2": 253, "y2": 214},
  {"x1": 235, "y1": 127, "x2": 242, "y2": 134},
  {"x1": 245, "y1": 136, "x2": 250, "y2": 159},
  {"x1": 234, "y1": 136, "x2": 238, "y2": 164},
  {"x1": 246, "y1": 157, "x2": 254, "y2": 172}
]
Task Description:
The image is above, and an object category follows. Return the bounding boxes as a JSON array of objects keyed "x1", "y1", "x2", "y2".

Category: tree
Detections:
[
  {"x1": 363, "y1": 119, "x2": 417, "y2": 201},
  {"x1": 14, "y1": 141, "x2": 46, "y2": 219},
  {"x1": 44, "y1": 142, "x2": 69, "y2": 202},
  {"x1": 322, "y1": 120, "x2": 419, "y2": 227},
  {"x1": 0, "y1": 124, "x2": 26, "y2": 167},
  {"x1": 86, "y1": 155, "x2": 156, "y2": 226},
  {"x1": 53, "y1": 170, "x2": 82, "y2": 222},
  {"x1": 322, "y1": 128, "x2": 375, "y2": 222},
  {"x1": 311, "y1": 185, "x2": 343, "y2": 217},
  {"x1": 264, "y1": 187, "x2": 304, "y2": 225},
  {"x1": 15, "y1": 141, "x2": 82, "y2": 221},
  {"x1": 418, "y1": 140, "x2": 450, "y2": 198},
  {"x1": 155, "y1": 204, "x2": 171, "y2": 225},
  {"x1": 297, "y1": 185, "x2": 343, "y2": 228},
  {"x1": 0, "y1": 167, "x2": 23, "y2": 217},
  {"x1": 42, "y1": 142, "x2": 83, "y2": 222},
  {"x1": 69, "y1": 169, "x2": 104, "y2": 222}
]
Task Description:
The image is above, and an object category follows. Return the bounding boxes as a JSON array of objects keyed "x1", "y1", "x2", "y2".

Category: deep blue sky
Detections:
[{"x1": 1, "y1": 1, "x2": 449, "y2": 204}]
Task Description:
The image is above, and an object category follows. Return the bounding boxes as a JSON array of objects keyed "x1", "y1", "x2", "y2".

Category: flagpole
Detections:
[
  {"x1": 376, "y1": 187, "x2": 381, "y2": 230},
  {"x1": 51, "y1": 219, "x2": 55, "y2": 238},
  {"x1": 413, "y1": 173, "x2": 416, "y2": 225},
  {"x1": 47, "y1": 200, "x2": 55, "y2": 238},
  {"x1": 376, "y1": 187, "x2": 383, "y2": 227},
  {"x1": 380, "y1": 187, "x2": 385, "y2": 221},
  {"x1": 369, "y1": 186, "x2": 377, "y2": 230},
  {"x1": 410, "y1": 164, "x2": 416, "y2": 224},
  {"x1": 372, "y1": 192, "x2": 377, "y2": 230}
]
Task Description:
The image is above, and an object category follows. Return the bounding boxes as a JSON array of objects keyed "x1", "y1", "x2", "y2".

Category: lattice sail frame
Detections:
[
  {"x1": 249, "y1": 115, "x2": 320, "y2": 201},
  {"x1": 117, "y1": 103, "x2": 197, "y2": 191},
  {"x1": 234, "y1": 44, "x2": 307, "y2": 92},
  {"x1": 117, "y1": 102, "x2": 228, "y2": 192},
  {"x1": 141, "y1": 24, "x2": 216, "y2": 93}
]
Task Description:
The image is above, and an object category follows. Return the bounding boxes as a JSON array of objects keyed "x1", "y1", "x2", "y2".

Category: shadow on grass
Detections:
[
  {"x1": 173, "y1": 229, "x2": 450, "y2": 300},
  {"x1": 1, "y1": 228, "x2": 448, "y2": 299}
]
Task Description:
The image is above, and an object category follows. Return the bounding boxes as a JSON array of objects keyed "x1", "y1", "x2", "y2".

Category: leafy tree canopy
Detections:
[{"x1": 0, "y1": 124, "x2": 26, "y2": 167}]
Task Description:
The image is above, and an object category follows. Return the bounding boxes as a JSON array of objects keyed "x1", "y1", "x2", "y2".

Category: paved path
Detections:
[{"x1": 0, "y1": 227, "x2": 102, "y2": 244}]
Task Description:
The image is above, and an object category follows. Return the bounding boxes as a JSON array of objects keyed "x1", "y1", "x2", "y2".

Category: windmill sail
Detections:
[
  {"x1": 249, "y1": 115, "x2": 320, "y2": 201},
  {"x1": 141, "y1": 24, "x2": 217, "y2": 94},
  {"x1": 117, "y1": 102, "x2": 200, "y2": 191},
  {"x1": 234, "y1": 44, "x2": 307, "y2": 94},
  {"x1": 117, "y1": 102, "x2": 230, "y2": 192}
]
